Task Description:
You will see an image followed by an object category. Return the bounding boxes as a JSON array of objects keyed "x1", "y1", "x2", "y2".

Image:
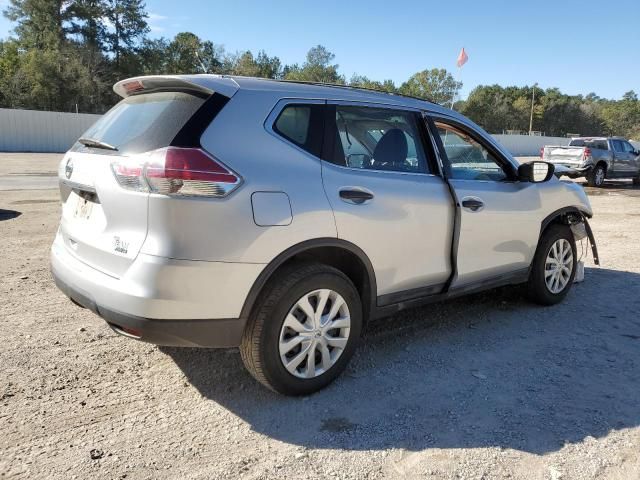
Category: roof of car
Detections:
[
  {"x1": 228, "y1": 75, "x2": 455, "y2": 114},
  {"x1": 116, "y1": 74, "x2": 457, "y2": 117}
]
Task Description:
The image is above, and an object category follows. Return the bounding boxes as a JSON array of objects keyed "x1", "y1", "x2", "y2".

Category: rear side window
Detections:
[
  {"x1": 77, "y1": 91, "x2": 207, "y2": 154},
  {"x1": 273, "y1": 104, "x2": 324, "y2": 158}
]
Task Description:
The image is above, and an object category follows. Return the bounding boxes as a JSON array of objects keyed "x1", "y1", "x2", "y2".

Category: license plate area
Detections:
[{"x1": 73, "y1": 190, "x2": 98, "y2": 220}]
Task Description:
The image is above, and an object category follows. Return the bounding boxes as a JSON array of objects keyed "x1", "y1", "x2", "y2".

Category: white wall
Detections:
[
  {"x1": 492, "y1": 134, "x2": 570, "y2": 156},
  {"x1": 0, "y1": 108, "x2": 101, "y2": 153},
  {"x1": 0, "y1": 108, "x2": 637, "y2": 156}
]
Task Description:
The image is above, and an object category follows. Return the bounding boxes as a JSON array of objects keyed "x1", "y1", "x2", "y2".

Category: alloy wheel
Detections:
[
  {"x1": 544, "y1": 238, "x2": 573, "y2": 294},
  {"x1": 595, "y1": 167, "x2": 605, "y2": 186},
  {"x1": 278, "y1": 289, "x2": 351, "y2": 379}
]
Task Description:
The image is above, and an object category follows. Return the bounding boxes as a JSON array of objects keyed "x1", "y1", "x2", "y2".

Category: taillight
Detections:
[
  {"x1": 111, "y1": 147, "x2": 241, "y2": 198},
  {"x1": 540, "y1": 147, "x2": 545, "y2": 158},
  {"x1": 583, "y1": 147, "x2": 592, "y2": 160},
  {"x1": 111, "y1": 159, "x2": 147, "y2": 192}
]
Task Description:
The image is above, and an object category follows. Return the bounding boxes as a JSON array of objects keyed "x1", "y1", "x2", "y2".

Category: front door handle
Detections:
[
  {"x1": 461, "y1": 197, "x2": 484, "y2": 212},
  {"x1": 339, "y1": 189, "x2": 374, "y2": 204}
]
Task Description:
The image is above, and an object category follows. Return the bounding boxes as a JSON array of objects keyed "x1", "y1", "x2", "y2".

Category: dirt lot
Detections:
[{"x1": 1, "y1": 154, "x2": 639, "y2": 480}]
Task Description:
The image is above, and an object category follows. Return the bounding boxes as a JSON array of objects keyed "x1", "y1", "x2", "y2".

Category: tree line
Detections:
[{"x1": 1, "y1": 0, "x2": 638, "y2": 139}]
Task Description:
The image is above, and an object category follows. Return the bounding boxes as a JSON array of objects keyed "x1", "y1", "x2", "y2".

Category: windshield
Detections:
[{"x1": 76, "y1": 91, "x2": 206, "y2": 154}]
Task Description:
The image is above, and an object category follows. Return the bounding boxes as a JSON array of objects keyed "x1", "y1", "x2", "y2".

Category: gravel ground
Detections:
[{"x1": 1, "y1": 154, "x2": 639, "y2": 479}]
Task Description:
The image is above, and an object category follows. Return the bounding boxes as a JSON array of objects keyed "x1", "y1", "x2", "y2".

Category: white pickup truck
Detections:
[{"x1": 541, "y1": 137, "x2": 640, "y2": 187}]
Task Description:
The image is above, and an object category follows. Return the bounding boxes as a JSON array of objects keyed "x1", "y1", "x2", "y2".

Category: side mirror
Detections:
[{"x1": 518, "y1": 161, "x2": 555, "y2": 183}]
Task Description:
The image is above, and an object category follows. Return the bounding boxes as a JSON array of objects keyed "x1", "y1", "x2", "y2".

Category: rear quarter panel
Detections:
[{"x1": 141, "y1": 89, "x2": 337, "y2": 263}]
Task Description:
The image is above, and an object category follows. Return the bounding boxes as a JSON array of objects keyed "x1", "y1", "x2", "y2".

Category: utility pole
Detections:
[{"x1": 529, "y1": 83, "x2": 538, "y2": 135}]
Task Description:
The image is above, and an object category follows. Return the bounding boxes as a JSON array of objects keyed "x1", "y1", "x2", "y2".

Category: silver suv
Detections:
[{"x1": 51, "y1": 75, "x2": 599, "y2": 395}]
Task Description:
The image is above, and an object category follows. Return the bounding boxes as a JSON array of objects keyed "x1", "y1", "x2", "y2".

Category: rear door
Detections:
[
  {"x1": 58, "y1": 90, "x2": 209, "y2": 278},
  {"x1": 428, "y1": 115, "x2": 541, "y2": 288},
  {"x1": 320, "y1": 102, "x2": 454, "y2": 303}
]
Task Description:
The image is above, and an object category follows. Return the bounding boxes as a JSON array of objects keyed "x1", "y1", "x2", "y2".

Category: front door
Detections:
[
  {"x1": 429, "y1": 117, "x2": 541, "y2": 288},
  {"x1": 611, "y1": 139, "x2": 636, "y2": 175},
  {"x1": 320, "y1": 102, "x2": 454, "y2": 303}
]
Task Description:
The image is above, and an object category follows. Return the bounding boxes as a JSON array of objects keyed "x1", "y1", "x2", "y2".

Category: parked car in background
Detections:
[
  {"x1": 52, "y1": 75, "x2": 598, "y2": 395},
  {"x1": 541, "y1": 137, "x2": 640, "y2": 187}
]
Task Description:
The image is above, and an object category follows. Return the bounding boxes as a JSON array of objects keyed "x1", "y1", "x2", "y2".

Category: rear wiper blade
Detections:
[{"x1": 78, "y1": 137, "x2": 118, "y2": 151}]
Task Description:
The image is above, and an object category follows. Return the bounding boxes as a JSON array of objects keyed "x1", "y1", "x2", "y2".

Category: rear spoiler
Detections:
[{"x1": 113, "y1": 75, "x2": 239, "y2": 99}]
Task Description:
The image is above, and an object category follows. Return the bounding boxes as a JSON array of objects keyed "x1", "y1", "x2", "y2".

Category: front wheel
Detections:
[
  {"x1": 527, "y1": 224, "x2": 577, "y2": 305},
  {"x1": 586, "y1": 164, "x2": 606, "y2": 187},
  {"x1": 240, "y1": 263, "x2": 362, "y2": 395}
]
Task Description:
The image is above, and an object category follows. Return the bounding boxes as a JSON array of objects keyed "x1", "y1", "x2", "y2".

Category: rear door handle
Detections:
[
  {"x1": 339, "y1": 189, "x2": 374, "y2": 204},
  {"x1": 461, "y1": 197, "x2": 484, "y2": 212}
]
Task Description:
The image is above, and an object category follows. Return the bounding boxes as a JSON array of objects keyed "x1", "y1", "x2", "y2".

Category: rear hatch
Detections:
[
  {"x1": 543, "y1": 146, "x2": 586, "y2": 165},
  {"x1": 58, "y1": 88, "x2": 211, "y2": 278}
]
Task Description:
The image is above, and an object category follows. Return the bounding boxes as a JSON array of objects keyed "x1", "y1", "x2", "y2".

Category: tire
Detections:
[
  {"x1": 527, "y1": 224, "x2": 577, "y2": 306},
  {"x1": 633, "y1": 175, "x2": 640, "y2": 187},
  {"x1": 240, "y1": 262, "x2": 362, "y2": 395},
  {"x1": 586, "y1": 163, "x2": 606, "y2": 187}
]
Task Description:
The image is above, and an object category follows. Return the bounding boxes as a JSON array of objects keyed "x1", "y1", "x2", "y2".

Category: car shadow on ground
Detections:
[
  {"x1": 164, "y1": 267, "x2": 640, "y2": 455},
  {"x1": 580, "y1": 180, "x2": 640, "y2": 197},
  {"x1": 0, "y1": 209, "x2": 22, "y2": 221}
]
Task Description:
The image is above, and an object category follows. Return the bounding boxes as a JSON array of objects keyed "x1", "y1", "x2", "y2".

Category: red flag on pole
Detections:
[{"x1": 456, "y1": 48, "x2": 468, "y2": 68}]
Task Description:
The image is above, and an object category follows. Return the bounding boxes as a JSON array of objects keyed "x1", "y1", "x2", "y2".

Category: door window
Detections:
[
  {"x1": 434, "y1": 121, "x2": 508, "y2": 181},
  {"x1": 612, "y1": 140, "x2": 625, "y2": 153},
  {"x1": 325, "y1": 105, "x2": 430, "y2": 173},
  {"x1": 621, "y1": 141, "x2": 636, "y2": 153}
]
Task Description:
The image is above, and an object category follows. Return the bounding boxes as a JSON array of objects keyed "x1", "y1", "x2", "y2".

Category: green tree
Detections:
[
  {"x1": 399, "y1": 68, "x2": 461, "y2": 104},
  {"x1": 164, "y1": 32, "x2": 224, "y2": 74},
  {"x1": 138, "y1": 37, "x2": 168, "y2": 74},
  {"x1": 349, "y1": 74, "x2": 397, "y2": 94},
  {"x1": 230, "y1": 50, "x2": 282, "y2": 78},
  {"x1": 600, "y1": 91, "x2": 640, "y2": 138},
  {"x1": 103, "y1": 0, "x2": 148, "y2": 69},
  {"x1": 284, "y1": 45, "x2": 344, "y2": 84},
  {"x1": 3, "y1": 0, "x2": 71, "y2": 49}
]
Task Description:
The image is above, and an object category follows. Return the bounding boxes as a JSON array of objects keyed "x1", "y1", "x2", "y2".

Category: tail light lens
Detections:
[
  {"x1": 540, "y1": 147, "x2": 544, "y2": 158},
  {"x1": 583, "y1": 147, "x2": 592, "y2": 160},
  {"x1": 111, "y1": 147, "x2": 241, "y2": 198}
]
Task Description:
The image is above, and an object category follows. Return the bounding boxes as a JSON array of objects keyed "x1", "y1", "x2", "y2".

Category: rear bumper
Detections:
[
  {"x1": 50, "y1": 232, "x2": 265, "y2": 347},
  {"x1": 51, "y1": 269, "x2": 243, "y2": 346},
  {"x1": 553, "y1": 164, "x2": 592, "y2": 178}
]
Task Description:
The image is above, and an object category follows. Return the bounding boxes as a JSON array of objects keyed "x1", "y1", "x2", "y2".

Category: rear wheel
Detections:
[
  {"x1": 633, "y1": 174, "x2": 640, "y2": 186},
  {"x1": 240, "y1": 263, "x2": 362, "y2": 395},
  {"x1": 586, "y1": 164, "x2": 606, "y2": 187},
  {"x1": 527, "y1": 224, "x2": 577, "y2": 305}
]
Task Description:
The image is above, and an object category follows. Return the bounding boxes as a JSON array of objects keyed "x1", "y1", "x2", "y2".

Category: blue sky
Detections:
[{"x1": 1, "y1": 0, "x2": 638, "y2": 100}]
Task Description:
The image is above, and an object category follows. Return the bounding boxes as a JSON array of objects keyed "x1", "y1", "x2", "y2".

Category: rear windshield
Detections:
[
  {"x1": 569, "y1": 139, "x2": 608, "y2": 150},
  {"x1": 76, "y1": 91, "x2": 206, "y2": 154}
]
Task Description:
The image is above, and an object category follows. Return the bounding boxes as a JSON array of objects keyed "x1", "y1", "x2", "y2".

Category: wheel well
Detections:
[
  {"x1": 241, "y1": 243, "x2": 376, "y2": 325},
  {"x1": 594, "y1": 161, "x2": 607, "y2": 172},
  {"x1": 540, "y1": 207, "x2": 584, "y2": 237}
]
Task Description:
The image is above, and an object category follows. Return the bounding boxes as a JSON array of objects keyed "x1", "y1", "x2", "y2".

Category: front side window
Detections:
[
  {"x1": 434, "y1": 121, "x2": 508, "y2": 181},
  {"x1": 326, "y1": 105, "x2": 429, "y2": 173},
  {"x1": 273, "y1": 104, "x2": 324, "y2": 157},
  {"x1": 622, "y1": 141, "x2": 636, "y2": 153}
]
